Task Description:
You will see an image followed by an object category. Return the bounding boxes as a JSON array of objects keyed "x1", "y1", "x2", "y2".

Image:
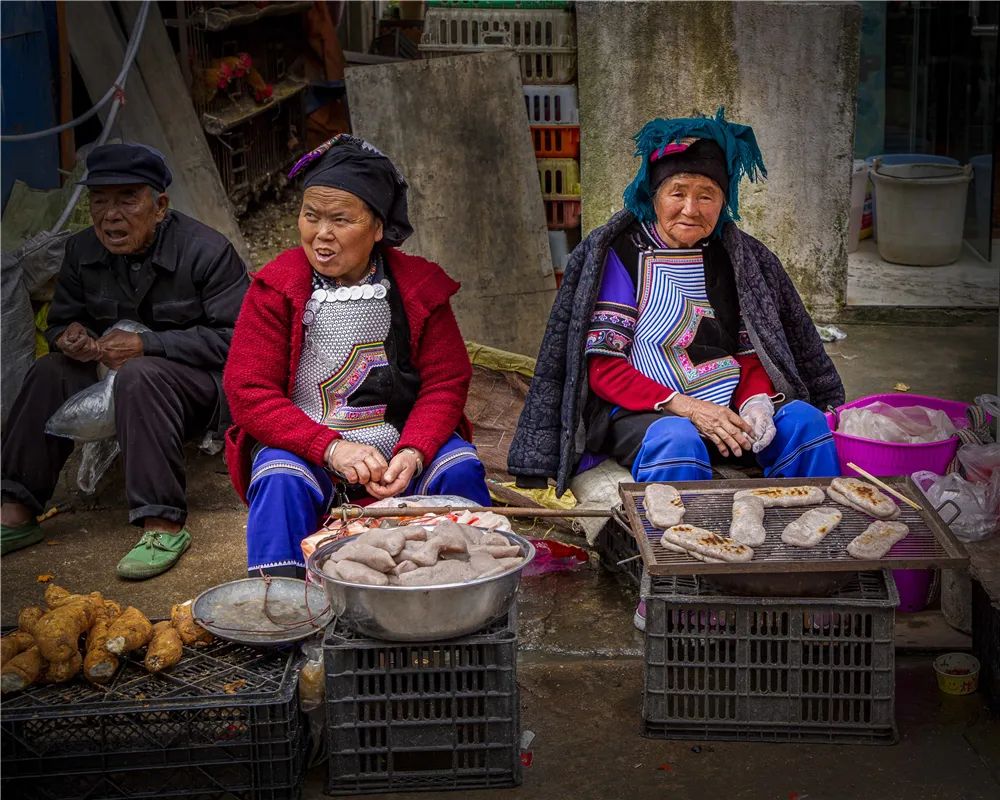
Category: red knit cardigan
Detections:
[{"x1": 223, "y1": 246, "x2": 473, "y2": 503}]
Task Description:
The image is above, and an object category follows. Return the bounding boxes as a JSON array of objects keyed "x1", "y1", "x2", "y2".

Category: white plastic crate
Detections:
[
  {"x1": 524, "y1": 84, "x2": 578, "y2": 124},
  {"x1": 421, "y1": 7, "x2": 575, "y2": 48},
  {"x1": 420, "y1": 8, "x2": 577, "y2": 84}
]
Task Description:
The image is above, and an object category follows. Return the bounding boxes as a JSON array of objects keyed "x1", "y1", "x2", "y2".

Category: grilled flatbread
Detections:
[
  {"x1": 645, "y1": 484, "x2": 685, "y2": 529},
  {"x1": 729, "y1": 495, "x2": 766, "y2": 546},
  {"x1": 733, "y1": 485, "x2": 825, "y2": 508},
  {"x1": 847, "y1": 521, "x2": 909, "y2": 560},
  {"x1": 660, "y1": 525, "x2": 754, "y2": 563},
  {"x1": 828, "y1": 478, "x2": 900, "y2": 520},
  {"x1": 660, "y1": 539, "x2": 724, "y2": 563},
  {"x1": 781, "y1": 507, "x2": 843, "y2": 548}
]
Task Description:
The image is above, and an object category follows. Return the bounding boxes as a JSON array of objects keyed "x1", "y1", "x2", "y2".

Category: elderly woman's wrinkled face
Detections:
[
  {"x1": 299, "y1": 186, "x2": 383, "y2": 282},
  {"x1": 90, "y1": 184, "x2": 169, "y2": 255},
  {"x1": 652, "y1": 174, "x2": 725, "y2": 248}
]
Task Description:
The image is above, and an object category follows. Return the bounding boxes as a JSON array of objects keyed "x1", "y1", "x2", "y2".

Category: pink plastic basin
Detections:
[
  {"x1": 824, "y1": 393, "x2": 972, "y2": 477},
  {"x1": 824, "y1": 393, "x2": 974, "y2": 614}
]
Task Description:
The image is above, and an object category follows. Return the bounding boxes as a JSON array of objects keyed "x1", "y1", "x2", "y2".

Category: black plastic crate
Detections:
[
  {"x1": 641, "y1": 571, "x2": 898, "y2": 744},
  {"x1": 1, "y1": 636, "x2": 308, "y2": 799},
  {"x1": 595, "y1": 509, "x2": 643, "y2": 589},
  {"x1": 324, "y1": 609, "x2": 521, "y2": 795}
]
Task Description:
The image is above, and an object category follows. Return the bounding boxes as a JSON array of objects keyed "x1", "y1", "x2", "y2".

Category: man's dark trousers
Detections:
[{"x1": 1, "y1": 353, "x2": 217, "y2": 525}]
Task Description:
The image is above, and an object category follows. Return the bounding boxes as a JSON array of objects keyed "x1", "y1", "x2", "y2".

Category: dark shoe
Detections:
[
  {"x1": 0, "y1": 521, "x2": 43, "y2": 556},
  {"x1": 116, "y1": 529, "x2": 191, "y2": 580}
]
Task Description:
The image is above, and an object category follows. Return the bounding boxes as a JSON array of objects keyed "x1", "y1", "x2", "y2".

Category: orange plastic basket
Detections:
[{"x1": 531, "y1": 125, "x2": 580, "y2": 158}]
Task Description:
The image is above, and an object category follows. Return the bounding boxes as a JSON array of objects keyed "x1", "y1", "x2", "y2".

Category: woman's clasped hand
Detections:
[{"x1": 664, "y1": 393, "x2": 753, "y2": 457}]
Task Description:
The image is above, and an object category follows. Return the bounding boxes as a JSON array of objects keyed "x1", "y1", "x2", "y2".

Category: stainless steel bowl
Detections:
[{"x1": 306, "y1": 530, "x2": 535, "y2": 641}]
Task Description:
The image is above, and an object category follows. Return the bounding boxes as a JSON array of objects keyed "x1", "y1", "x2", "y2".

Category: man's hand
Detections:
[
  {"x1": 664, "y1": 393, "x2": 753, "y2": 457},
  {"x1": 97, "y1": 329, "x2": 144, "y2": 371},
  {"x1": 327, "y1": 440, "x2": 388, "y2": 486},
  {"x1": 366, "y1": 448, "x2": 422, "y2": 500},
  {"x1": 55, "y1": 322, "x2": 102, "y2": 363}
]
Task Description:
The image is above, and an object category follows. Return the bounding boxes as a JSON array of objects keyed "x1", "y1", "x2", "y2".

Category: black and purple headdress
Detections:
[{"x1": 289, "y1": 134, "x2": 413, "y2": 246}]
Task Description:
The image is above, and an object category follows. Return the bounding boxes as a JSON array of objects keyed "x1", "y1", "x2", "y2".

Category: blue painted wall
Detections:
[{"x1": 1, "y1": 0, "x2": 60, "y2": 211}]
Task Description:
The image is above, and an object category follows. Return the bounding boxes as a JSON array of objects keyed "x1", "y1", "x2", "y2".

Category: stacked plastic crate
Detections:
[
  {"x1": 421, "y1": 1, "x2": 579, "y2": 286},
  {"x1": 324, "y1": 608, "x2": 521, "y2": 794}
]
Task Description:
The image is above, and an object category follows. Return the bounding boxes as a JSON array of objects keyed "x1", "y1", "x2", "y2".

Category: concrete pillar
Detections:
[
  {"x1": 576, "y1": 1, "x2": 861, "y2": 317},
  {"x1": 346, "y1": 52, "x2": 556, "y2": 357}
]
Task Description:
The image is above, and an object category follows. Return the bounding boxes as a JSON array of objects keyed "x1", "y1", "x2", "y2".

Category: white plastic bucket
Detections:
[
  {"x1": 848, "y1": 159, "x2": 868, "y2": 253},
  {"x1": 869, "y1": 161, "x2": 973, "y2": 266},
  {"x1": 864, "y1": 154, "x2": 959, "y2": 241}
]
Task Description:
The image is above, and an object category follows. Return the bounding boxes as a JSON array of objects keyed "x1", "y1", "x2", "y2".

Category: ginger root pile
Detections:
[{"x1": 1, "y1": 584, "x2": 214, "y2": 694}]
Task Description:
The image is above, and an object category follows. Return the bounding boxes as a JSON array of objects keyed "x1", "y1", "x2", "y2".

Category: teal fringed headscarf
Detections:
[{"x1": 623, "y1": 108, "x2": 767, "y2": 231}]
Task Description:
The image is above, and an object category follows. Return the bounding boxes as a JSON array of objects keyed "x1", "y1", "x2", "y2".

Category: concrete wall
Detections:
[
  {"x1": 577, "y1": 1, "x2": 861, "y2": 317},
  {"x1": 346, "y1": 51, "x2": 556, "y2": 357}
]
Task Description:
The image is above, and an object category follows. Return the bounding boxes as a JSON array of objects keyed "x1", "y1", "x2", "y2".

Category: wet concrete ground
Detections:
[{"x1": 1, "y1": 322, "x2": 998, "y2": 798}]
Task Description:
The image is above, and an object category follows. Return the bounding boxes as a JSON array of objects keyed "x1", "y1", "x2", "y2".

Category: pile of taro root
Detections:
[
  {"x1": 1, "y1": 585, "x2": 214, "y2": 694},
  {"x1": 321, "y1": 520, "x2": 524, "y2": 586}
]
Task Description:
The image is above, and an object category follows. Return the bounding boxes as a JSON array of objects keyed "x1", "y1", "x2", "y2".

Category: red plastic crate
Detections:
[
  {"x1": 531, "y1": 125, "x2": 580, "y2": 158},
  {"x1": 545, "y1": 198, "x2": 581, "y2": 229}
]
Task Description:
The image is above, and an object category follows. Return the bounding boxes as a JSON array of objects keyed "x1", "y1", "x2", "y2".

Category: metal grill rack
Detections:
[{"x1": 620, "y1": 477, "x2": 967, "y2": 576}]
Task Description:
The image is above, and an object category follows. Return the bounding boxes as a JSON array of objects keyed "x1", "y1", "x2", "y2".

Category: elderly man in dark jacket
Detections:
[
  {"x1": 509, "y1": 112, "x2": 845, "y2": 499},
  {"x1": 1, "y1": 143, "x2": 249, "y2": 578}
]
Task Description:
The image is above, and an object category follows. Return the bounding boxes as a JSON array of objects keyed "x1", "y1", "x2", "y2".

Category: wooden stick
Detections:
[
  {"x1": 846, "y1": 462, "x2": 922, "y2": 510},
  {"x1": 334, "y1": 505, "x2": 613, "y2": 520},
  {"x1": 56, "y1": 1, "x2": 76, "y2": 175}
]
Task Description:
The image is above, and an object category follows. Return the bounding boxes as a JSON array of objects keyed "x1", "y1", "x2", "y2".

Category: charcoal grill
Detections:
[{"x1": 619, "y1": 477, "x2": 967, "y2": 584}]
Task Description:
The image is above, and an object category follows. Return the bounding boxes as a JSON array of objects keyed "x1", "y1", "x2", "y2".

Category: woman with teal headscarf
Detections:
[{"x1": 510, "y1": 111, "x2": 844, "y2": 620}]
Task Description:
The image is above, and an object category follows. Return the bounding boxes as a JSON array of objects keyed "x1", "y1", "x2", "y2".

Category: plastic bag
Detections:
[
  {"x1": 77, "y1": 437, "x2": 120, "y2": 494},
  {"x1": 298, "y1": 641, "x2": 325, "y2": 712},
  {"x1": 298, "y1": 640, "x2": 327, "y2": 767},
  {"x1": 958, "y1": 442, "x2": 1000, "y2": 484},
  {"x1": 838, "y1": 402, "x2": 958, "y2": 444},
  {"x1": 912, "y1": 470, "x2": 1000, "y2": 542},
  {"x1": 522, "y1": 538, "x2": 589, "y2": 576},
  {"x1": 44, "y1": 320, "x2": 151, "y2": 442}
]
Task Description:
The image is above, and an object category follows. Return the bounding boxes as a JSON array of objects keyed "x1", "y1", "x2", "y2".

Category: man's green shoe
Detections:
[
  {"x1": 116, "y1": 529, "x2": 191, "y2": 580},
  {"x1": 0, "y1": 522, "x2": 43, "y2": 556}
]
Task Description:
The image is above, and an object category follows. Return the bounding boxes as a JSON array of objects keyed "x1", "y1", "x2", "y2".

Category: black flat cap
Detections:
[{"x1": 78, "y1": 143, "x2": 173, "y2": 193}]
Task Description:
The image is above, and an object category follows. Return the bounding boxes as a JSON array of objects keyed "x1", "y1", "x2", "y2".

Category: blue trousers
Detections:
[
  {"x1": 246, "y1": 433, "x2": 490, "y2": 574},
  {"x1": 632, "y1": 400, "x2": 839, "y2": 482}
]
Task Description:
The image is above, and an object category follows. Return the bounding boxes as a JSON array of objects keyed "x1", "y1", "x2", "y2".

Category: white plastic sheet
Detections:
[{"x1": 838, "y1": 402, "x2": 958, "y2": 444}]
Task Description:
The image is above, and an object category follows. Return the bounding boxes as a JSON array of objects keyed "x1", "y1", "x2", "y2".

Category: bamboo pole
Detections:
[
  {"x1": 56, "y1": 1, "x2": 75, "y2": 175},
  {"x1": 332, "y1": 505, "x2": 613, "y2": 520}
]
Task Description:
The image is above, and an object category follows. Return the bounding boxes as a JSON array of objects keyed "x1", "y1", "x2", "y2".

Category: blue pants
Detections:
[
  {"x1": 246, "y1": 433, "x2": 490, "y2": 574},
  {"x1": 632, "y1": 400, "x2": 839, "y2": 482}
]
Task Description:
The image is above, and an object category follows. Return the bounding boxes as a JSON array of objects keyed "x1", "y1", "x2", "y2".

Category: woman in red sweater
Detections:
[{"x1": 224, "y1": 135, "x2": 488, "y2": 577}]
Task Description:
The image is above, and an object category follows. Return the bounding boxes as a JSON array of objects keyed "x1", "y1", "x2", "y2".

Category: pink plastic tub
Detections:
[
  {"x1": 824, "y1": 393, "x2": 972, "y2": 614},
  {"x1": 824, "y1": 393, "x2": 972, "y2": 477}
]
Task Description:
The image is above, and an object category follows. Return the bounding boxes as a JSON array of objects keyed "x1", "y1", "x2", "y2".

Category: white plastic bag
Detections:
[
  {"x1": 839, "y1": 402, "x2": 957, "y2": 444},
  {"x1": 44, "y1": 320, "x2": 150, "y2": 442},
  {"x1": 913, "y1": 470, "x2": 1000, "y2": 542},
  {"x1": 958, "y1": 442, "x2": 1000, "y2": 484},
  {"x1": 77, "y1": 438, "x2": 120, "y2": 494}
]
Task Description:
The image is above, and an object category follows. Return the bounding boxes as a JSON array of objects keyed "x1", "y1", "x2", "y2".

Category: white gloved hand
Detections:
[{"x1": 741, "y1": 394, "x2": 776, "y2": 453}]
